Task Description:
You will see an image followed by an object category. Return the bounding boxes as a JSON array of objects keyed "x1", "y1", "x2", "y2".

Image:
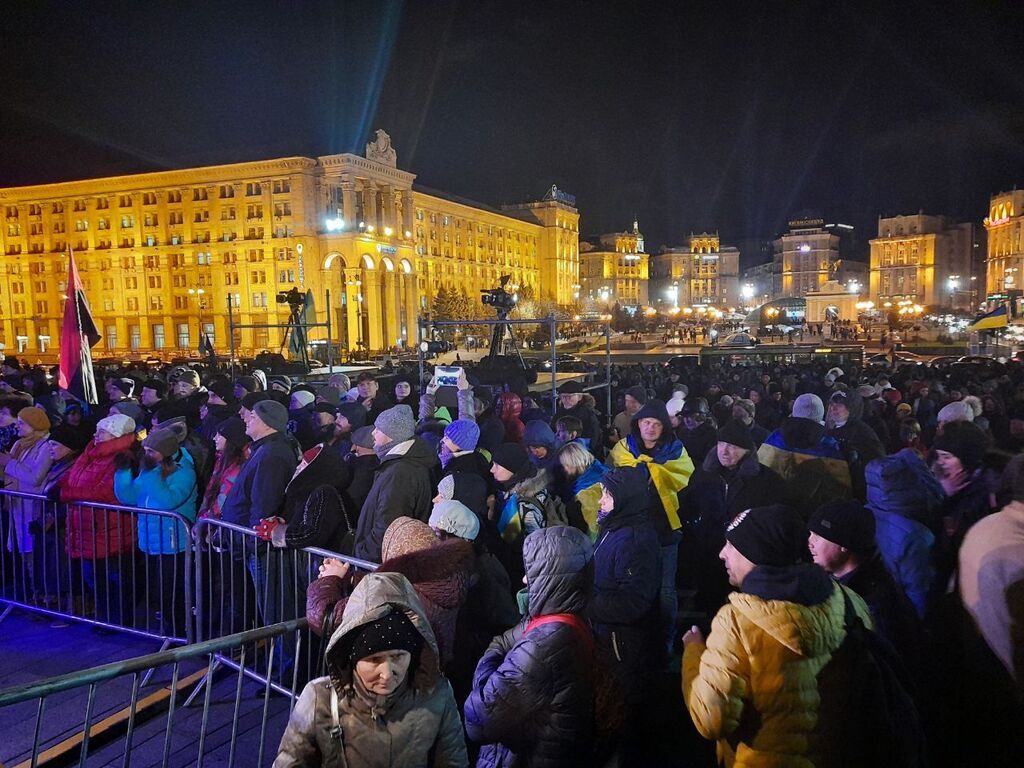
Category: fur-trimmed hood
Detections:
[
  {"x1": 379, "y1": 537, "x2": 476, "y2": 611},
  {"x1": 510, "y1": 467, "x2": 552, "y2": 499}
]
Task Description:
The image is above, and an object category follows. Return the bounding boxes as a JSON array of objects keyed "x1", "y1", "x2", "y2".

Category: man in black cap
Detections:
[
  {"x1": 682, "y1": 504, "x2": 875, "y2": 766},
  {"x1": 931, "y1": 420, "x2": 993, "y2": 597},
  {"x1": 612, "y1": 384, "x2": 647, "y2": 444},
  {"x1": 550, "y1": 380, "x2": 603, "y2": 459},
  {"x1": 679, "y1": 420, "x2": 788, "y2": 617},
  {"x1": 139, "y1": 378, "x2": 168, "y2": 419},
  {"x1": 808, "y1": 500, "x2": 923, "y2": 666},
  {"x1": 826, "y1": 390, "x2": 885, "y2": 502},
  {"x1": 678, "y1": 399, "x2": 718, "y2": 466}
]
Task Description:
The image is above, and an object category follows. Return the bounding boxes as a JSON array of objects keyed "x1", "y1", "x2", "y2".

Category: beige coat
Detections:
[
  {"x1": 274, "y1": 571, "x2": 468, "y2": 768},
  {"x1": 4, "y1": 430, "x2": 52, "y2": 553}
]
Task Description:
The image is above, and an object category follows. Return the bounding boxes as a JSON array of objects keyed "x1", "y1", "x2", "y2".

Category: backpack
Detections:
[
  {"x1": 816, "y1": 587, "x2": 927, "y2": 768},
  {"x1": 520, "y1": 489, "x2": 570, "y2": 529},
  {"x1": 788, "y1": 457, "x2": 852, "y2": 519}
]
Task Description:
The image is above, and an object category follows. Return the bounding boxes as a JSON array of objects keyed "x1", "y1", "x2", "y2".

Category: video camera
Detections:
[
  {"x1": 276, "y1": 287, "x2": 305, "y2": 309},
  {"x1": 481, "y1": 274, "x2": 517, "y2": 313}
]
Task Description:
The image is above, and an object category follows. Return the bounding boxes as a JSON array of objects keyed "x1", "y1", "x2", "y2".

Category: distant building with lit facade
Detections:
[
  {"x1": 984, "y1": 190, "x2": 1024, "y2": 312},
  {"x1": 868, "y1": 213, "x2": 973, "y2": 310},
  {"x1": 578, "y1": 222, "x2": 648, "y2": 308},
  {"x1": 0, "y1": 131, "x2": 580, "y2": 359},
  {"x1": 651, "y1": 232, "x2": 740, "y2": 310}
]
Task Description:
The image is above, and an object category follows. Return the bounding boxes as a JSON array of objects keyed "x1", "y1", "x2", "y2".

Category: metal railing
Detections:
[
  {"x1": 0, "y1": 488, "x2": 195, "y2": 646},
  {"x1": 0, "y1": 618, "x2": 306, "y2": 768},
  {"x1": 192, "y1": 516, "x2": 377, "y2": 698}
]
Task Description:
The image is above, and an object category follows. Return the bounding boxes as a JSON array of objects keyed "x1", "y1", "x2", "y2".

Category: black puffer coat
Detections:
[
  {"x1": 465, "y1": 526, "x2": 595, "y2": 768},
  {"x1": 353, "y1": 438, "x2": 439, "y2": 562}
]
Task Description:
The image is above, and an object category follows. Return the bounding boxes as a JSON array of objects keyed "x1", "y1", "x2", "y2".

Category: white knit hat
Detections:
[
  {"x1": 96, "y1": 413, "x2": 136, "y2": 438},
  {"x1": 429, "y1": 500, "x2": 480, "y2": 541}
]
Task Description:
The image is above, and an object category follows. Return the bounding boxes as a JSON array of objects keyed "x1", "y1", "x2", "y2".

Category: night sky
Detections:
[{"x1": 3, "y1": 0, "x2": 1024, "y2": 265}]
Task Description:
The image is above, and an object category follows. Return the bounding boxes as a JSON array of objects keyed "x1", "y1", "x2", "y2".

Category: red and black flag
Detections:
[{"x1": 58, "y1": 249, "x2": 101, "y2": 404}]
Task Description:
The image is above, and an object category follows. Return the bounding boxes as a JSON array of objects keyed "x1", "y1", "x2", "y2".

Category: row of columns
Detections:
[
  {"x1": 340, "y1": 265, "x2": 417, "y2": 353},
  {"x1": 334, "y1": 177, "x2": 415, "y2": 236}
]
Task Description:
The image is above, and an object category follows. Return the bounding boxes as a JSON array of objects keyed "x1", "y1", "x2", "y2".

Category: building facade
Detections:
[
  {"x1": 651, "y1": 232, "x2": 740, "y2": 310},
  {"x1": 774, "y1": 217, "x2": 842, "y2": 298},
  {"x1": 578, "y1": 222, "x2": 648, "y2": 308},
  {"x1": 869, "y1": 213, "x2": 973, "y2": 309},
  {"x1": 984, "y1": 190, "x2": 1024, "y2": 305},
  {"x1": 0, "y1": 131, "x2": 580, "y2": 360}
]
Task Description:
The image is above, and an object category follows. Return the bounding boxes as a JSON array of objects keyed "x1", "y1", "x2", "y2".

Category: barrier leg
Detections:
[
  {"x1": 0, "y1": 603, "x2": 12, "y2": 625},
  {"x1": 140, "y1": 639, "x2": 172, "y2": 687}
]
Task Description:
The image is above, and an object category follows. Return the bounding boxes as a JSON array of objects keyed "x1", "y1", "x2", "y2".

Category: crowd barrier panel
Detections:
[
  {"x1": 0, "y1": 618, "x2": 305, "y2": 768},
  {"x1": 191, "y1": 516, "x2": 378, "y2": 699},
  {"x1": 0, "y1": 487, "x2": 195, "y2": 646}
]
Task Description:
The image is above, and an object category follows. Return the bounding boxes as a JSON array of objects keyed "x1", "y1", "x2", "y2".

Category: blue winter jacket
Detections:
[
  {"x1": 115, "y1": 448, "x2": 198, "y2": 555},
  {"x1": 865, "y1": 449, "x2": 944, "y2": 617},
  {"x1": 465, "y1": 526, "x2": 595, "y2": 768}
]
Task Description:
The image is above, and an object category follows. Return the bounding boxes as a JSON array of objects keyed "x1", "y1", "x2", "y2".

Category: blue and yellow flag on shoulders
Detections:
[{"x1": 967, "y1": 304, "x2": 1009, "y2": 332}]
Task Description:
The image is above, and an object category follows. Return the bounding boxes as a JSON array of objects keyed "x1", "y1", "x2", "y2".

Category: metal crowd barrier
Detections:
[
  {"x1": 0, "y1": 618, "x2": 306, "y2": 768},
  {"x1": 192, "y1": 516, "x2": 377, "y2": 699},
  {"x1": 0, "y1": 488, "x2": 195, "y2": 647}
]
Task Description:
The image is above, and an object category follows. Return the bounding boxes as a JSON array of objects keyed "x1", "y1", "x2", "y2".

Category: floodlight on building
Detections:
[
  {"x1": 848, "y1": 280, "x2": 860, "y2": 294},
  {"x1": 741, "y1": 284, "x2": 754, "y2": 300},
  {"x1": 404, "y1": 230, "x2": 412, "y2": 238},
  {"x1": 366, "y1": 225, "x2": 375, "y2": 233},
  {"x1": 800, "y1": 244, "x2": 811, "y2": 253},
  {"x1": 384, "y1": 226, "x2": 393, "y2": 236},
  {"x1": 325, "y1": 217, "x2": 345, "y2": 232}
]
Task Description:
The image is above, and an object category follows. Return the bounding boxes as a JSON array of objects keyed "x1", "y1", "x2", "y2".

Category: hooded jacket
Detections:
[
  {"x1": 865, "y1": 449, "x2": 944, "y2": 617},
  {"x1": 590, "y1": 468, "x2": 661, "y2": 673},
  {"x1": 275, "y1": 572, "x2": 468, "y2": 768},
  {"x1": 683, "y1": 565, "x2": 873, "y2": 768},
  {"x1": 60, "y1": 433, "x2": 138, "y2": 558},
  {"x1": 114, "y1": 447, "x2": 198, "y2": 555},
  {"x1": 353, "y1": 437, "x2": 439, "y2": 562},
  {"x1": 220, "y1": 430, "x2": 299, "y2": 529},
  {"x1": 3, "y1": 429, "x2": 52, "y2": 553},
  {"x1": 309, "y1": 520, "x2": 474, "y2": 666},
  {"x1": 826, "y1": 391, "x2": 885, "y2": 501},
  {"x1": 522, "y1": 420, "x2": 562, "y2": 472},
  {"x1": 465, "y1": 526, "x2": 595, "y2": 768}
]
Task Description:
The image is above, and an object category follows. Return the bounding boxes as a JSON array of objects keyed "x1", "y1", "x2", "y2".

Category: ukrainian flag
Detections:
[{"x1": 968, "y1": 304, "x2": 1009, "y2": 331}]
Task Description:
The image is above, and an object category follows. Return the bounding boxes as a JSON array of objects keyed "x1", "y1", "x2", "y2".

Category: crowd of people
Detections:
[{"x1": 2, "y1": 349, "x2": 1023, "y2": 766}]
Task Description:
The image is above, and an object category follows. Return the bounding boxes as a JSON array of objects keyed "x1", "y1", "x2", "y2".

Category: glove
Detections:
[
  {"x1": 254, "y1": 516, "x2": 285, "y2": 542},
  {"x1": 113, "y1": 451, "x2": 138, "y2": 472}
]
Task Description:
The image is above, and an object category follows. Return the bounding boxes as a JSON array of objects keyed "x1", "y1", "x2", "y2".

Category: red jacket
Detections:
[{"x1": 61, "y1": 433, "x2": 137, "y2": 559}]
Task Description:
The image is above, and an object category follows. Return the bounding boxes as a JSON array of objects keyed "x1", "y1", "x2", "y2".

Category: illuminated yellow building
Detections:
[
  {"x1": 651, "y1": 232, "x2": 739, "y2": 309},
  {"x1": 869, "y1": 214, "x2": 973, "y2": 309},
  {"x1": 579, "y1": 222, "x2": 648, "y2": 308},
  {"x1": 984, "y1": 190, "x2": 1024, "y2": 302},
  {"x1": 0, "y1": 131, "x2": 579, "y2": 360}
]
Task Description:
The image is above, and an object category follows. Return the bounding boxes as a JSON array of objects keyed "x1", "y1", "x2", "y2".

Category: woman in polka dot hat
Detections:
[{"x1": 275, "y1": 571, "x2": 468, "y2": 767}]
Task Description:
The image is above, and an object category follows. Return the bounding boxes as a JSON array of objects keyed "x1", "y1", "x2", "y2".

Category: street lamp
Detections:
[
  {"x1": 847, "y1": 280, "x2": 861, "y2": 295},
  {"x1": 189, "y1": 287, "x2": 207, "y2": 347}
]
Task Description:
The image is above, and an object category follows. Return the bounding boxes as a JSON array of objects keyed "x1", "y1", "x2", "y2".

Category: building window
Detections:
[
  {"x1": 219, "y1": 185, "x2": 235, "y2": 199},
  {"x1": 119, "y1": 195, "x2": 132, "y2": 208},
  {"x1": 246, "y1": 182, "x2": 262, "y2": 197},
  {"x1": 51, "y1": 202, "x2": 64, "y2": 214},
  {"x1": 129, "y1": 325, "x2": 141, "y2": 350},
  {"x1": 167, "y1": 190, "x2": 182, "y2": 204},
  {"x1": 126, "y1": 297, "x2": 139, "y2": 312},
  {"x1": 193, "y1": 188, "x2": 208, "y2": 201},
  {"x1": 272, "y1": 179, "x2": 291, "y2": 194},
  {"x1": 106, "y1": 326, "x2": 118, "y2": 349},
  {"x1": 142, "y1": 192, "x2": 157, "y2": 206},
  {"x1": 153, "y1": 324, "x2": 165, "y2": 349},
  {"x1": 150, "y1": 295, "x2": 163, "y2": 311},
  {"x1": 202, "y1": 322, "x2": 215, "y2": 344}
]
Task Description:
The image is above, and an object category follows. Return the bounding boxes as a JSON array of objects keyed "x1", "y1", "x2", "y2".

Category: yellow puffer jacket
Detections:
[{"x1": 682, "y1": 579, "x2": 872, "y2": 767}]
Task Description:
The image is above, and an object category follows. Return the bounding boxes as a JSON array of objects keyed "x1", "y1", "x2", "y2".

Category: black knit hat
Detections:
[
  {"x1": 345, "y1": 610, "x2": 422, "y2": 666},
  {"x1": 725, "y1": 504, "x2": 806, "y2": 567},
  {"x1": 623, "y1": 385, "x2": 648, "y2": 404},
  {"x1": 716, "y1": 420, "x2": 754, "y2": 451},
  {"x1": 234, "y1": 375, "x2": 259, "y2": 394},
  {"x1": 142, "y1": 378, "x2": 167, "y2": 398},
  {"x1": 492, "y1": 442, "x2": 532, "y2": 476},
  {"x1": 48, "y1": 423, "x2": 89, "y2": 452},
  {"x1": 933, "y1": 420, "x2": 990, "y2": 473},
  {"x1": 336, "y1": 402, "x2": 367, "y2": 430},
  {"x1": 809, "y1": 500, "x2": 876, "y2": 554},
  {"x1": 557, "y1": 380, "x2": 584, "y2": 394},
  {"x1": 216, "y1": 416, "x2": 250, "y2": 450},
  {"x1": 207, "y1": 378, "x2": 235, "y2": 403},
  {"x1": 240, "y1": 391, "x2": 273, "y2": 411}
]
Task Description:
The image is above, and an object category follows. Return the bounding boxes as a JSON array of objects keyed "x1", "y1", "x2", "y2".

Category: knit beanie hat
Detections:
[
  {"x1": 269, "y1": 375, "x2": 292, "y2": 393},
  {"x1": 216, "y1": 416, "x2": 250, "y2": 450},
  {"x1": 429, "y1": 500, "x2": 481, "y2": 541},
  {"x1": 207, "y1": 379, "x2": 235, "y2": 403},
  {"x1": 351, "y1": 425, "x2": 375, "y2": 449},
  {"x1": 142, "y1": 378, "x2": 168, "y2": 398},
  {"x1": 345, "y1": 609, "x2": 422, "y2": 666},
  {"x1": 444, "y1": 419, "x2": 480, "y2": 452},
  {"x1": 336, "y1": 402, "x2": 367, "y2": 430},
  {"x1": 933, "y1": 420, "x2": 990, "y2": 473},
  {"x1": 791, "y1": 393, "x2": 825, "y2": 424},
  {"x1": 143, "y1": 427, "x2": 179, "y2": 459},
  {"x1": 328, "y1": 373, "x2": 351, "y2": 392},
  {"x1": 557, "y1": 380, "x2": 584, "y2": 394},
  {"x1": 253, "y1": 400, "x2": 288, "y2": 432},
  {"x1": 666, "y1": 392, "x2": 686, "y2": 418},
  {"x1": 177, "y1": 369, "x2": 201, "y2": 388},
  {"x1": 381, "y1": 516, "x2": 437, "y2": 562},
  {"x1": 234, "y1": 375, "x2": 259, "y2": 395},
  {"x1": 374, "y1": 405, "x2": 416, "y2": 444},
  {"x1": 882, "y1": 389, "x2": 903, "y2": 406},
  {"x1": 716, "y1": 420, "x2": 754, "y2": 451},
  {"x1": 725, "y1": 504, "x2": 806, "y2": 567},
  {"x1": 154, "y1": 415, "x2": 188, "y2": 444},
  {"x1": 316, "y1": 386, "x2": 341, "y2": 407},
  {"x1": 436, "y1": 473, "x2": 456, "y2": 501},
  {"x1": 623, "y1": 385, "x2": 648, "y2": 404},
  {"x1": 491, "y1": 442, "x2": 531, "y2": 476},
  {"x1": 48, "y1": 423, "x2": 88, "y2": 452},
  {"x1": 110, "y1": 377, "x2": 135, "y2": 396},
  {"x1": 111, "y1": 401, "x2": 147, "y2": 427},
  {"x1": 937, "y1": 400, "x2": 974, "y2": 425},
  {"x1": 809, "y1": 500, "x2": 876, "y2": 554},
  {"x1": 290, "y1": 390, "x2": 315, "y2": 409},
  {"x1": 96, "y1": 413, "x2": 135, "y2": 438},
  {"x1": 18, "y1": 405, "x2": 50, "y2": 432},
  {"x1": 632, "y1": 399, "x2": 671, "y2": 427}
]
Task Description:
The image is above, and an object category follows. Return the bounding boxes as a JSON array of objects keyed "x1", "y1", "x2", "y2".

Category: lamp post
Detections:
[
  {"x1": 947, "y1": 275, "x2": 960, "y2": 309},
  {"x1": 189, "y1": 287, "x2": 207, "y2": 348}
]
